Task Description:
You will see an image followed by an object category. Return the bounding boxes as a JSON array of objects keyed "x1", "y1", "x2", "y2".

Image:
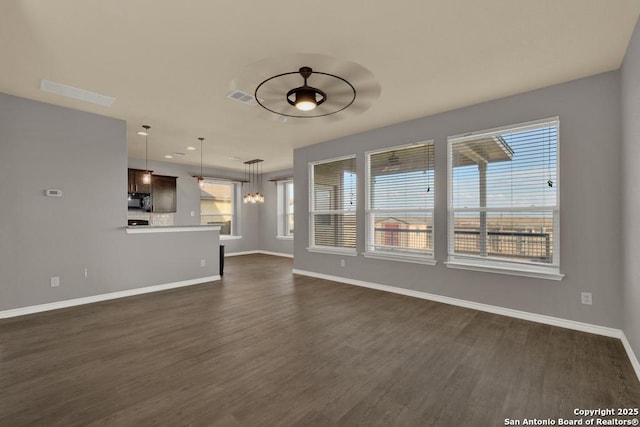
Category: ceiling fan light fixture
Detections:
[
  {"x1": 294, "y1": 90, "x2": 317, "y2": 111},
  {"x1": 286, "y1": 71, "x2": 327, "y2": 111},
  {"x1": 255, "y1": 65, "x2": 353, "y2": 118}
]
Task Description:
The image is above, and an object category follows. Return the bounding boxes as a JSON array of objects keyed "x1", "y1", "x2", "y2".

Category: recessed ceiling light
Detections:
[
  {"x1": 164, "y1": 155, "x2": 173, "y2": 159},
  {"x1": 40, "y1": 79, "x2": 115, "y2": 107},
  {"x1": 227, "y1": 156, "x2": 241, "y2": 161},
  {"x1": 187, "y1": 146, "x2": 197, "y2": 151}
]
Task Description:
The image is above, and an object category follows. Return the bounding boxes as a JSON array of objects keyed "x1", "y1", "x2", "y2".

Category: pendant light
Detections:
[
  {"x1": 137, "y1": 125, "x2": 151, "y2": 184},
  {"x1": 197, "y1": 137, "x2": 205, "y2": 188},
  {"x1": 250, "y1": 162, "x2": 257, "y2": 203},
  {"x1": 256, "y1": 160, "x2": 264, "y2": 203},
  {"x1": 243, "y1": 159, "x2": 265, "y2": 204}
]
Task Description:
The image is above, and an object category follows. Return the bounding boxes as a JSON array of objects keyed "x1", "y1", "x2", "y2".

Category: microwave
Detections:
[{"x1": 127, "y1": 193, "x2": 151, "y2": 211}]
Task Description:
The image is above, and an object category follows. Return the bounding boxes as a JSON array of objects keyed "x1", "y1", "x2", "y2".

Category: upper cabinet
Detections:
[
  {"x1": 127, "y1": 168, "x2": 152, "y2": 194},
  {"x1": 127, "y1": 169, "x2": 177, "y2": 213},
  {"x1": 152, "y1": 175, "x2": 177, "y2": 213}
]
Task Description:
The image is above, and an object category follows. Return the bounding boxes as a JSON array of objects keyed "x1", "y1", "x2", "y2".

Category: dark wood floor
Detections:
[{"x1": 1, "y1": 254, "x2": 638, "y2": 426}]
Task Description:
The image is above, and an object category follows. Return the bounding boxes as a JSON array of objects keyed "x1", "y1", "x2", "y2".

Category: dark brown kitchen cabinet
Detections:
[
  {"x1": 152, "y1": 175, "x2": 177, "y2": 213},
  {"x1": 127, "y1": 168, "x2": 152, "y2": 194}
]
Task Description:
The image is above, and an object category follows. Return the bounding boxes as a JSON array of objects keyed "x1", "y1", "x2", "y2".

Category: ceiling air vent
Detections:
[
  {"x1": 227, "y1": 90, "x2": 259, "y2": 106},
  {"x1": 40, "y1": 79, "x2": 115, "y2": 107}
]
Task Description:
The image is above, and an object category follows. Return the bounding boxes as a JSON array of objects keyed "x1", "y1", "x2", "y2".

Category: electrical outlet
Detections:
[
  {"x1": 51, "y1": 277, "x2": 60, "y2": 287},
  {"x1": 340, "y1": 259, "x2": 345, "y2": 267},
  {"x1": 190, "y1": 211, "x2": 195, "y2": 217},
  {"x1": 84, "y1": 268, "x2": 88, "y2": 278},
  {"x1": 200, "y1": 259, "x2": 206, "y2": 267},
  {"x1": 581, "y1": 292, "x2": 592, "y2": 305}
]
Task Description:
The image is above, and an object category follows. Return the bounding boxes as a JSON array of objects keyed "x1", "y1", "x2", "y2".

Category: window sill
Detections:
[
  {"x1": 306, "y1": 247, "x2": 358, "y2": 256},
  {"x1": 444, "y1": 259, "x2": 564, "y2": 281},
  {"x1": 220, "y1": 235, "x2": 243, "y2": 241},
  {"x1": 276, "y1": 236, "x2": 294, "y2": 240},
  {"x1": 363, "y1": 252, "x2": 437, "y2": 266}
]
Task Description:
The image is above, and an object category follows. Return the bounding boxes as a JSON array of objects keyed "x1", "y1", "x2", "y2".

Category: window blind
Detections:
[
  {"x1": 366, "y1": 143, "x2": 434, "y2": 257},
  {"x1": 310, "y1": 157, "x2": 356, "y2": 250},
  {"x1": 448, "y1": 118, "x2": 559, "y2": 267}
]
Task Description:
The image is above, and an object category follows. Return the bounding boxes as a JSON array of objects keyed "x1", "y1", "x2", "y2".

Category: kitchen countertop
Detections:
[{"x1": 124, "y1": 225, "x2": 221, "y2": 234}]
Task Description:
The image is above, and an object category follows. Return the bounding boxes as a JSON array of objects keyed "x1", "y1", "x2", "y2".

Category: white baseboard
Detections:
[
  {"x1": 292, "y1": 268, "x2": 640, "y2": 383},
  {"x1": 259, "y1": 250, "x2": 294, "y2": 259},
  {"x1": 225, "y1": 250, "x2": 260, "y2": 257},
  {"x1": 0, "y1": 275, "x2": 221, "y2": 319},
  {"x1": 621, "y1": 333, "x2": 640, "y2": 382},
  {"x1": 225, "y1": 250, "x2": 293, "y2": 259}
]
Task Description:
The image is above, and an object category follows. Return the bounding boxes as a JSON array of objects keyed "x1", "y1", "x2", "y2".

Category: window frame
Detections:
[
  {"x1": 276, "y1": 179, "x2": 294, "y2": 239},
  {"x1": 445, "y1": 117, "x2": 563, "y2": 280},
  {"x1": 199, "y1": 179, "x2": 242, "y2": 239},
  {"x1": 364, "y1": 141, "x2": 437, "y2": 265},
  {"x1": 308, "y1": 154, "x2": 358, "y2": 256}
]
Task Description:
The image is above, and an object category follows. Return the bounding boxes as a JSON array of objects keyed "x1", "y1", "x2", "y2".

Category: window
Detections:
[
  {"x1": 277, "y1": 180, "x2": 294, "y2": 238},
  {"x1": 309, "y1": 156, "x2": 357, "y2": 254},
  {"x1": 447, "y1": 117, "x2": 562, "y2": 279},
  {"x1": 365, "y1": 142, "x2": 435, "y2": 264},
  {"x1": 200, "y1": 180, "x2": 240, "y2": 236}
]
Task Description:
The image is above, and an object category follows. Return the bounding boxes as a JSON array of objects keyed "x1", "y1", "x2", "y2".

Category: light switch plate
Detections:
[{"x1": 45, "y1": 189, "x2": 62, "y2": 197}]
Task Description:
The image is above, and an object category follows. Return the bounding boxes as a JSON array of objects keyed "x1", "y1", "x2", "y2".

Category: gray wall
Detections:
[
  {"x1": 127, "y1": 157, "x2": 260, "y2": 255},
  {"x1": 0, "y1": 93, "x2": 219, "y2": 311},
  {"x1": 259, "y1": 169, "x2": 294, "y2": 256},
  {"x1": 622, "y1": 19, "x2": 640, "y2": 358},
  {"x1": 294, "y1": 71, "x2": 623, "y2": 328}
]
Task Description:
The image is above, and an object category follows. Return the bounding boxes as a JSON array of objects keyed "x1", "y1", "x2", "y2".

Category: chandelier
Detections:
[{"x1": 243, "y1": 159, "x2": 264, "y2": 204}]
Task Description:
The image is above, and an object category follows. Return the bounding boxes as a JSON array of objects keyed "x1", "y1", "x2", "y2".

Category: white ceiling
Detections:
[{"x1": 1, "y1": 0, "x2": 639, "y2": 173}]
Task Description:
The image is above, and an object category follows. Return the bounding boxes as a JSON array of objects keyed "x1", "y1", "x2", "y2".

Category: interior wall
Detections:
[
  {"x1": 0, "y1": 93, "x2": 219, "y2": 312},
  {"x1": 294, "y1": 71, "x2": 623, "y2": 328},
  {"x1": 127, "y1": 157, "x2": 259, "y2": 254},
  {"x1": 622, "y1": 19, "x2": 640, "y2": 357},
  {"x1": 258, "y1": 169, "x2": 294, "y2": 256}
]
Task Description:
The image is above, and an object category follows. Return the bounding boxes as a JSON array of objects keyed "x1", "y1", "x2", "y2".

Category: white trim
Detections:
[
  {"x1": 260, "y1": 250, "x2": 294, "y2": 258},
  {"x1": 445, "y1": 259, "x2": 564, "y2": 281},
  {"x1": 291, "y1": 269, "x2": 621, "y2": 339},
  {"x1": 276, "y1": 236, "x2": 294, "y2": 240},
  {"x1": 363, "y1": 252, "x2": 437, "y2": 265},
  {"x1": 224, "y1": 250, "x2": 293, "y2": 259},
  {"x1": 0, "y1": 276, "x2": 220, "y2": 319},
  {"x1": 306, "y1": 247, "x2": 358, "y2": 256},
  {"x1": 225, "y1": 250, "x2": 260, "y2": 257},
  {"x1": 220, "y1": 235, "x2": 243, "y2": 241},
  {"x1": 125, "y1": 225, "x2": 220, "y2": 234},
  {"x1": 621, "y1": 333, "x2": 640, "y2": 382}
]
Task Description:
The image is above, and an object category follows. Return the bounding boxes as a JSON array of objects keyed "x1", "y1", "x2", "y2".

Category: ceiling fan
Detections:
[{"x1": 233, "y1": 53, "x2": 381, "y2": 121}]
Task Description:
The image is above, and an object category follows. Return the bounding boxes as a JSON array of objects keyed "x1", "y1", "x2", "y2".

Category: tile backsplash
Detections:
[
  {"x1": 127, "y1": 212, "x2": 175, "y2": 226},
  {"x1": 150, "y1": 213, "x2": 174, "y2": 226}
]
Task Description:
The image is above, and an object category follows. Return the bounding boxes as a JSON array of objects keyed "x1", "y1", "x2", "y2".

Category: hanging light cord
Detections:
[
  {"x1": 145, "y1": 134, "x2": 148, "y2": 173},
  {"x1": 200, "y1": 138, "x2": 204, "y2": 179}
]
